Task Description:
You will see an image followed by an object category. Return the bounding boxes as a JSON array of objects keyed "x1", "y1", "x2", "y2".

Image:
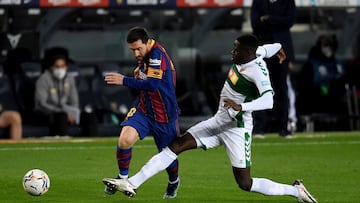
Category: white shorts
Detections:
[{"x1": 187, "y1": 116, "x2": 252, "y2": 168}]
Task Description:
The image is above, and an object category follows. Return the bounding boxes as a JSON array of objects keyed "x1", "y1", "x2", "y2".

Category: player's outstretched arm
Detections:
[{"x1": 257, "y1": 43, "x2": 286, "y2": 64}]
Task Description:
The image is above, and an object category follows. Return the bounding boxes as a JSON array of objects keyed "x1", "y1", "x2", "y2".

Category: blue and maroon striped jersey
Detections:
[{"x1": 124, "y1": 40, "x2": 179, "y2": 123}]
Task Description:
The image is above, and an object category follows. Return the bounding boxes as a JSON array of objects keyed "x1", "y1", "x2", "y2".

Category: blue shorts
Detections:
[{"x1": 121, "y1": 107, "x2": 179, "y2": 151}]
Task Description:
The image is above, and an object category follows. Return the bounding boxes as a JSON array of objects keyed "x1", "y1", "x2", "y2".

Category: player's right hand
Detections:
[
  {"x1": 104, "y1": 72, "x2": 124, "y2": 85},
  {"x1": 276, "y1": 48, "x2": 286, "y2": 64}
]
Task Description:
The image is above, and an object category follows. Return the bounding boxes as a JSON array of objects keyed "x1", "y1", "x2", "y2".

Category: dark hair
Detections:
[
  {"x1": 42, "y1": 47, "x2": 71, "y2": 71},
  {"x1": 48, "y1": 55, "x2": 68, "y2": 68},
  {"x1": 316, "y1": 34, "x2": 338, "y2": 51},
  {"x1": 126, "y1": 27, "x2": 149, "y2": 44},
  {"x1": 236, "y1": 34, "x2": 259, "y2": 51}
]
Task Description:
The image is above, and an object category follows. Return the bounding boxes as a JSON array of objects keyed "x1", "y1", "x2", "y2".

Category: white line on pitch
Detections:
[{"x1": 0, "y1": 140, "x2": 359, "y2": 151}]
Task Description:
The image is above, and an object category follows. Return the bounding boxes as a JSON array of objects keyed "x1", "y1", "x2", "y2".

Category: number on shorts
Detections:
[{"x1": 125, "y1": 107, "x2": 137, "y2": 120}]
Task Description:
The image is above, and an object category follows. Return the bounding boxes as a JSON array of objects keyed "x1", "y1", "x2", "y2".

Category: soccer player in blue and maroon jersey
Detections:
[{"x1": 103, "y1": 27, "x2": 180, "y2": 199}]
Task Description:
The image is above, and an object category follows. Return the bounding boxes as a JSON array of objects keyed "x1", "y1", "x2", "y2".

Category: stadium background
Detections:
[{"x1": 1, "y1": 0, "x2": 360, "y2": 137}]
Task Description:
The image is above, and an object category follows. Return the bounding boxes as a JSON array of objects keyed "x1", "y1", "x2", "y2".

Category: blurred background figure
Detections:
[
  {"x1": 344, "y1": 32, "x2": 360, "y2": 130},
  {"x1": 251, "y1": 0, "x2": 296, "y2": 138},
  {"x1": 0, "y1": 110, "x2": 22, "y2": 140},
  {"x1": 287, "y1": 62, "x2": 298, "y2": 133},
  {"x1": 297, "y1": 34, "x2": 346, "y2": 117},
  {"x1": 345, "y1": 32, "x2": 360, "y2": 96},
  {"x1": 34, "y1": 54, "x2": 78, "y2": 136},
  {"x1": 34, "y1": 53, "x2": 98, "y2": 137}
]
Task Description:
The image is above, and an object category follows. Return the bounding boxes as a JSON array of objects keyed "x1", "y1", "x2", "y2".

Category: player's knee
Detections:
[
  {"x1": 169, "y1": 133, "x2": 196, "y2": 154},
  {"x1": 118, "y1": 135, "x2": 136, "y2": 148},
  {"x1": 119, "y1": 139, "x2": 132, "y2": 148},
  {"x1": 4, "y1": 111, "x2": 22, "y2": 125},
  {"x1": 10, "y1": 112, "x2": 22, "y2": 125}
]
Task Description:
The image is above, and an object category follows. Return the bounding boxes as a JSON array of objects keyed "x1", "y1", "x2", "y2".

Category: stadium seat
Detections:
[
  {"x1": 67, "y1": 63, "x2": 81, "y2": 84},
  {"x1": 0, "y1": 64, "x2": 18, "y2": 111},
  {"x1": 0, "y1": 64, "x2": 49, "y2": 138},
  {"x1": 13, "y1": 62, "x2": 42, "y2": 124},
  {"x1": 76, "y1": 74, "x2": 97, "y2": 118},
  {"x1": 92, "y1": 63, "x2": 134, "y2": 123}
]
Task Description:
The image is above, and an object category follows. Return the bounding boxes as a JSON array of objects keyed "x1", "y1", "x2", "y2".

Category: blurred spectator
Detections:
[
  {"x1": 297, "y1": 34, "x2": 346, "y2": 116},
  {"x1": 345, "y1": 32, "x2": 360, "y2": 93},
  {"x1": 287, "y1": 66, "x2": 297, "y2": 133},
  {"x1": 0, "y1": 110, "x2": 22, "y2": 140},
  {"x1": 3, "y1": 47, "x2": 32, "y2": 77},
  {"x1": 41, "y1": 47, "x2": 73, "y2": 72},
  {"x1": 251, "y1": 0, "x2": 296, "y2": 138},
  {"x1": 34, "y1": 54, "x2": 97, "y2": 136}
]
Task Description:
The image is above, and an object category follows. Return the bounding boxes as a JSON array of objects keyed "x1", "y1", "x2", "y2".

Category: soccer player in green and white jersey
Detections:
[{"x1": 103, "y1": 34, "x2": 317, "y2": 203}]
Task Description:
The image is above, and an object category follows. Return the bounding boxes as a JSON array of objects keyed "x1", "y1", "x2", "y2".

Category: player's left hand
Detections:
[
  {"x1": 223, "y1": 98, "x2": 242, "y2": 111},
  {"x1": 105, "y1": 72, "x2": 124, "y2": 85},
  {"x1": 134, "y1": 67, "x2": 141, "y2": 79},
  {"x1": 276, "y1": 48, "x2": 286, "y2": 64}
]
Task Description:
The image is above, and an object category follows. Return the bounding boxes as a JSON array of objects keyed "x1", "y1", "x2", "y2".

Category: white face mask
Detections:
[
  {"x1": 53, "y1": 68, "x2": 67, "y2": 80},
  {"x1": 321, "y1": 46, "x2": 333, "y2": 58}
]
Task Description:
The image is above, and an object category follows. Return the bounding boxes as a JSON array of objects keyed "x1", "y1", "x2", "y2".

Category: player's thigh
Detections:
[
  {"x1": 222, "y1": 128, "x2": 252, "y2": 168},
  {"x1": 187, "y1": 117, "x2": 223, "y2": 149},
  {"x1": 151, "y1": 119, "x2": 179, "y2": 151}
]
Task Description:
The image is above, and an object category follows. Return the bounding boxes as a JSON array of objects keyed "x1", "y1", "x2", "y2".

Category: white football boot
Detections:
[
  {"x1": 293, "y1": 179, "x2": 318, "y2": 203},
  {"x1": 102, "y1": 178, "x2": 136, "y2": 197}
]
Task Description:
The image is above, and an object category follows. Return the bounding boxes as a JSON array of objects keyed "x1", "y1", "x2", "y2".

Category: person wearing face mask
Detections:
[
  {"x1": 297, "y1": 34, "x2": 346, "y2": 122},
  {"x1": 34, "y1": 55, "x2": 79, "y2": 136}
]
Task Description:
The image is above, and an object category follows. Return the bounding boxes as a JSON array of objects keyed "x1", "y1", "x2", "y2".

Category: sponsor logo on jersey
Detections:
[
  {"x1": 228, "y1": 68, "x2": 238, "y2": 85},
  {"x1": 261, "y1": 81, "x2": 270, "y2": 86},
  {"x1": 149, "y1": 58, "x2": 161, "y2": 66}
]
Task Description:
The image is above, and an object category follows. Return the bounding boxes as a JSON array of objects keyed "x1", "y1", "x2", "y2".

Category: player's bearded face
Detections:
[{"x1": 129, "y1": 39, "x2": 150, "y2": 62}]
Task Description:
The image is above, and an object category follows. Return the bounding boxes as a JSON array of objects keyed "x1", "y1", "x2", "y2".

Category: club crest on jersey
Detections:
[{"x1": 228, "y1": 68, "x2": 238, "y2": 85}]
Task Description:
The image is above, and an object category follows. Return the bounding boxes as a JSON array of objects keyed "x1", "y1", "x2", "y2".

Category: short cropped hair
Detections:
[
  {"x1": 126, "y1": 27, "x2": 150, "y2": 44},
  {"x1": 236, "y1": 34, "x2": 259, "y2": 51}
]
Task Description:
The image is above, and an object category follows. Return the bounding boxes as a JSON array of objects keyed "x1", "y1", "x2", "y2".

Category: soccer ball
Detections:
[{"x1": 22, "y1": 169, "x2": 50, "y2": 196}]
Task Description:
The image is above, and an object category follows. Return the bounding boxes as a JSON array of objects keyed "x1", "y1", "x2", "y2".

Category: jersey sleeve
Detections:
[
  {"x1": 252, "y1": 59, "x2": 273, "y2": 95},
  {"x1": 256, "y1": 43, "x2": 282, "y2": 58},
  {"x1": 148, "y1": 48, "x2": 164, "y2": 79},
  {"x1": 239, "y1": 91, "x2": 273, "y2": 112}
]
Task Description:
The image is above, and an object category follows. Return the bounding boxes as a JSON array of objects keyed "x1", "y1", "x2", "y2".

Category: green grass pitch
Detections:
[{"x1": 1, "y1": 132, "x2": 360, "y2": 202}]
